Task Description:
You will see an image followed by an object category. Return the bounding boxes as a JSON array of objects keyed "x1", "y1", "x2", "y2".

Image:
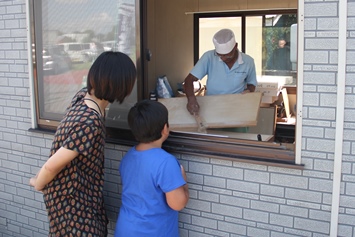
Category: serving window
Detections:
[{"x1": 149, "y1": 9, "x2": 301, "y2": 166}]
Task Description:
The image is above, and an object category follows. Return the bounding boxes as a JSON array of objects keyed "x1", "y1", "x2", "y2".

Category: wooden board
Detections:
[
  {"x1": 158, "y1": 92, "x2": 262, "y2": 129},
  {"x1": 281, "y1": 88, "x2": 291, "y2": 118}
]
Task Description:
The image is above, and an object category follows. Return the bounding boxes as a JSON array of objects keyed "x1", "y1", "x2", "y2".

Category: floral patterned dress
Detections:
[{"x1": 43, "y1": 88, "x2": 108, "y2": 237}]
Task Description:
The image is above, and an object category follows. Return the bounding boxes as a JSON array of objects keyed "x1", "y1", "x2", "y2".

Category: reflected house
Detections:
[
  {"x1": 60, "y1": 33, "x2": 89, "y2": 44},
  {"x1": 55, "y1": 42, "x2": 104, "y2": 63}
]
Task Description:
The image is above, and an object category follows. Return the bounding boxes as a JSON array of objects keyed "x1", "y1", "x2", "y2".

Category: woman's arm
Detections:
[
  {"x1": 165, "y1": 165, "x2": 189, "y2": 211},
  {"x1": 29, "y1": 147, "x2": 79, "y2": 191}
]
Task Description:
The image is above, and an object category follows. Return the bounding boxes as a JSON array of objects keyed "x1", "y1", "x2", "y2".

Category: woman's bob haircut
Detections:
[{"x1": 87, "y1": 51, "x2": 137, "y2": 103}]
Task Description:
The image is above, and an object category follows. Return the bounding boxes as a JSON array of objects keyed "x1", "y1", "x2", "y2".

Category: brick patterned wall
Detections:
[
  {"x1": 338, "y1": 1, "x2": 355, "y2": 236},
  {"x1": 0, "y1": 0, "x2": 354, "y2": 237}
]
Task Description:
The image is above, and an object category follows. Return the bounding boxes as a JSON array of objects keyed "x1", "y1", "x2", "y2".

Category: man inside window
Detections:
[{"x1": 183, "y1": 28, "x2": 257, "y2": 115}]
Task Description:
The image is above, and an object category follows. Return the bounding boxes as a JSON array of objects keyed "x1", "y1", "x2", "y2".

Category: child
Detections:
[
  {"x1": 29, "y1": 51, "x2": 137, "y2": 237},
  {"x1": 114, "y1": 100, "x2": 189, "y2": 237}
]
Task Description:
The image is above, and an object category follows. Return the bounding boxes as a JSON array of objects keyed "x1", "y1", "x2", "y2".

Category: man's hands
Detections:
[
  {"x1": 184, "y1": 74, "x2": 201, "y2": 115},
  {"x1": 186, "y1": 96, "x2": 200, "y2": 115}
]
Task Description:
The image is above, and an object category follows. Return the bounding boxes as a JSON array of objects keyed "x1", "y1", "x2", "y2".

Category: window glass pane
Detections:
[
  {"x1": 261, "y1": 14, "x2": 297, "y2": 84},
  {"x1": 245, "y1": 16, "x2": 263, "y2": 77},
  {"x1": 35, "y1": 0, "x2": 137, "y2": 129}
]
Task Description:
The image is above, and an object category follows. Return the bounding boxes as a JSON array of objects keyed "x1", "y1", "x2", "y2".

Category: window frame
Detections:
[
  {"x1": 28, "y1": 1, "x2": 304, "y2": 168},
  {"x1": 105, "y1": 127, "x2": 302, "y2": 169}
]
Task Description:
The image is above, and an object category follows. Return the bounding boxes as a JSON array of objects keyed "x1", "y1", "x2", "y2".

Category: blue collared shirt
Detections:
[{"x1": 190, "y1": 50, "x2": 257, "y2": 95}]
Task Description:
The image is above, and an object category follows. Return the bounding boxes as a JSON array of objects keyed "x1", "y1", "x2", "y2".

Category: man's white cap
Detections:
[{"x1": 213, "y1": 29, "x2": 236, "y2": 54}]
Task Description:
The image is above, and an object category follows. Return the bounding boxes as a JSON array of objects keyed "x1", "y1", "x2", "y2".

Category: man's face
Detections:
[{"x1": 278, "y1": 40, "x2": 286, "y2": 48}]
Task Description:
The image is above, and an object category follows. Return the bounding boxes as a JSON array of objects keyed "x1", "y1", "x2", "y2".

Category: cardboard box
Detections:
[
  {"x1": 256, "y1": 75, "x2": 292, "y2": 105},
  {"x1": 256, "y1": 81, "x2": 279, "y2": 89},
  {"x1": 256, "y1": 88, "x2": 279, "y2": 97},
  {"x1": 261, "y1": 95, "x2": 279, "y2": 104}
]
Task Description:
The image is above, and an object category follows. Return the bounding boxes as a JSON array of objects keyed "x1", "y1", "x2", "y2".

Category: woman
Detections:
[{"x1": 29, "y1": 51, "x2": 137, "y2": 236}]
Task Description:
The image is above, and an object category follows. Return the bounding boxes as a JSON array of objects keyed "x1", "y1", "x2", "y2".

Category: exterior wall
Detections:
[{"x1": 0, "y1": 1, "x2": 354, "y2": 237}]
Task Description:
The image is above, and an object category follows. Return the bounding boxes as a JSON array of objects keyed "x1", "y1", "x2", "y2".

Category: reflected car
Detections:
[
  {"x1": 102, "y1": 40, "x2": 116, "y2": 51},
  {"x1": 43, "y1": 46, "x2": 72, "y2": 74},
  {"x1": 82, "y1": 42, "x2": 105, "y2": 62},
  {"x1": 57, "y1": 43, "x2": 87, "y2": 63}
]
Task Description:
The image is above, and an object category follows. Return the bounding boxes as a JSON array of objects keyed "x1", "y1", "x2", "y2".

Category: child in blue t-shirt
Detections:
[{"x1": 114, "y1": 100, "x2": 189, "y2": 237}]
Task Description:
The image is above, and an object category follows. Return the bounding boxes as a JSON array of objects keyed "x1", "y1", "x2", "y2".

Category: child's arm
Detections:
[
  {"x1": 165, "y1": 165, "x2": 189, "y2": 211},
  {"x1": 29, "y1": 147, "x2": 79, "y2": 191}
]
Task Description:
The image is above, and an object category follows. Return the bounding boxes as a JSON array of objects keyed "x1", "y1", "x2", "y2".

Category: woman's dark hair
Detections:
[
  {"x1": 128, "y1": 100, "x2": 169, "y2": 143},
  {"x1": 87, "y1": 51, "x2": 137, "y2": 103}
]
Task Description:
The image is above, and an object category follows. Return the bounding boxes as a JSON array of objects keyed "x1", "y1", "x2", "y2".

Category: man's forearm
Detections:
[{"x1": 184, "y1": 74, "x2": 198, "y2": 98}]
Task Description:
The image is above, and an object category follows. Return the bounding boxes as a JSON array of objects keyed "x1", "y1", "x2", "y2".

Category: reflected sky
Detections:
[{"x1": 44, "y1": 0, "x2": 134, "y2": 34}]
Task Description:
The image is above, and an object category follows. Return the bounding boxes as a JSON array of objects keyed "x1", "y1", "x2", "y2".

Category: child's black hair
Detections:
[{"x1": 128, "y1": 100, "x2": 169, "y2": 143}]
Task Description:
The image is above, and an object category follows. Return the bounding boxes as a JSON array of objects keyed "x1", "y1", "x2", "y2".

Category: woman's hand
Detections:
[
  {"x1": 32, "y1": 147, "x2": 79, "y2": 191},
  {"x1": 29, "y1": 176, "x2": 36, "y2": 187},
  {"x1": 29, "y1": 175, "x2": 43, "y2": 192}
]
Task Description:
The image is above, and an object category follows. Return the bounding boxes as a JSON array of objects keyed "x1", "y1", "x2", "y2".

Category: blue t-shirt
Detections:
[
  {"x1": 190, "y1": 50, "x2": 257, "y2": 95},
  {"x1": 114, "y1": 147, "x2": 186, "y2": 237}
]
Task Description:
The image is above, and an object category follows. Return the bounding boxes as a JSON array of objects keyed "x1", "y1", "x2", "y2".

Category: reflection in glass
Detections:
[
  {"x1": 35, "y1": 0, "x2": 137, "y2": 128},
  {"x1": 261, "y1": 14, "x2": 297, "y2": 81}
]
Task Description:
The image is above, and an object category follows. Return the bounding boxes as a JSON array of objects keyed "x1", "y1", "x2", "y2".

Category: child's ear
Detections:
[{"x1": 162, "y1": 123, "x2": 169, "y2": 136}]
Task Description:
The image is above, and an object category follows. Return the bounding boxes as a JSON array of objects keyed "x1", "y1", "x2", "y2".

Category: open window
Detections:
[{"x1": 143, "y1": 1, "x2": 302, "y2": 167}]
